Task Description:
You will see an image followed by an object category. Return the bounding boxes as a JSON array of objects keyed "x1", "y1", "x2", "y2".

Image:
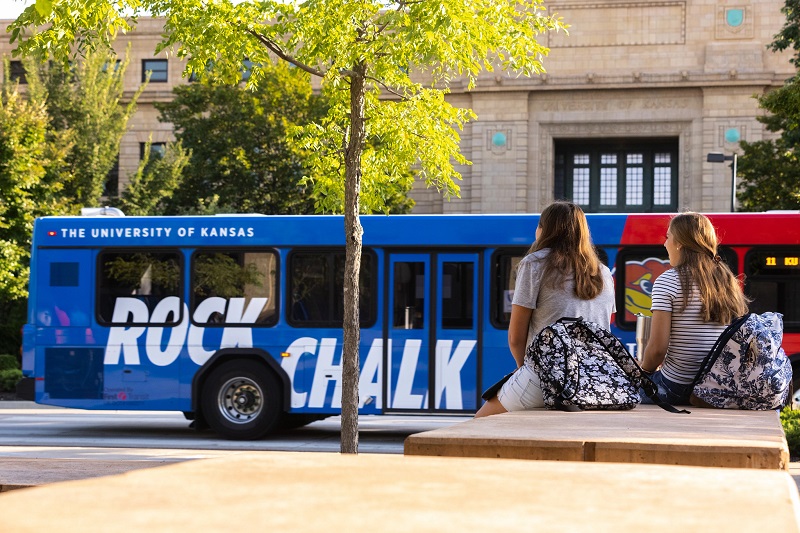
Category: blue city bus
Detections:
[{"x1": 19, "y1": 211, "x2": 800, "y2": 438}]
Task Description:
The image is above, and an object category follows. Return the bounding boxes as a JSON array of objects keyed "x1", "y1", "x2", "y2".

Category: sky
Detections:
[{"x1": 0, "y1": 1, "x2": 34, "y2": 20}]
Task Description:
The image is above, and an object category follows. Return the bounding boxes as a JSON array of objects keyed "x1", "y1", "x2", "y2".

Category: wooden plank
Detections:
[
  {"x1": 0, "y1": 452, "x2": 798, "y2": 532},
  {"x1": 404, "y1": 405, "x2": 790, "y2": 469}
]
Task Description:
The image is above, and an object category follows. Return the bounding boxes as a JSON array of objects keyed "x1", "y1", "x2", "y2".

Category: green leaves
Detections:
[
  {"x1": 10, "y1": 0, "x2": 137, "y2": 67},
  {"x1": 738, "y1": 74, "x2": 800, "y2": 211},
  {"x1": 0, "y1": 74, "x2": 66, "y2": 301},
  {"x1": 119, "y1": 140, "x2": 190, "y2": 216},
  {"x1": 34, "y1": 0, "x2": 53, "y2": 17},
  {"x1": 0, "y1": 47, "x2": 142, "y2": 301},
  {"x1": 770, "y1": 0, "x2": 800, "y2": 69},
  {"x1": 10, "y1": 0, "x2": 565, "y2": 215},
  {"x1": 34, "y1": 47, "x2": 144, "y2": 206},
  {"x1": 738, "y1": 137, "x2": 800, "y2": 211},
  {"x1": 155, "y1": 64, "x2": 328, "y2": 215}
]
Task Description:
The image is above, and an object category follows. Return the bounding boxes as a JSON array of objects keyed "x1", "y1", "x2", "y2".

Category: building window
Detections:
[
  {"x1": 8, "y1": 61, "x2": 26, "y2": 84},
  {"x1": 490, "y1": 248, "x2": 527, "y2": 328},
  {"x1": 142, "y1": 59, "x2": 168, "y2": 82},
  {"x1": 140, "y1": 142, "x2": 166, "y2": 160},
  {"x1": 555, "y1": 139, "x2": 678, "y2": 212}
]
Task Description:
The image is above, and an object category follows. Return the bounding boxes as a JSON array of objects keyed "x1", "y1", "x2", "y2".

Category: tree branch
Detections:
[
  {"x1": 365, "y1": 75, "x2": 407, "y2": 99},
  {"x1": 245, "y1": 29, "x2": 326, "y2": 78}
]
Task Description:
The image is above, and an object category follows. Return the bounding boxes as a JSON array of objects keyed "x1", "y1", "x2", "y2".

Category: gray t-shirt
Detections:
[{"x1": 512, "y1": 249, "x2": 616, "y2": 346}]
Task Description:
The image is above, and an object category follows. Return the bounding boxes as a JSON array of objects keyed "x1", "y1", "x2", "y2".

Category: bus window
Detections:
[
  {"x1": 191, "y1": 250, "x2": 278, "y2": 327},
  {"x1": 288, "y1": 249, "x2": 376, "y2": 327},
  {"x1": 333, "y1": 252, "x2": 375, "y2": 326},
  {"x1": 393, "y1": 261, "x2": 424, "y2": 329},
  {"x1": 745, "y1": 248, "x2": 800, "y2": 333},
  {"x1": 615, "y1": 247, "x2": 670, "y2": 327},
  {"x1": 97, "y1": 251, "x2": 182, "y2": 325},
  {"x1": 441, "y1": 261, "x2": 474, "y2": 329},
  {"x1": 491, "y1": 247, "x2": 605, "y2": 328},
  {"x1": 490, "y1": 248, "x2": 526, "y2": 328},
  {"x1": 595, "y1": 247, "x2": 609, "y2": 267}
]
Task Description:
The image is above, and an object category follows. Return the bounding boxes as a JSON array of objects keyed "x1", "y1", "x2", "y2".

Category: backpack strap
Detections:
[
  {"x1": 548, "y1": 320, "x2": 585, "y2": 412},
  {"x1": 689, "y1": 313, "x2": 752, "y2": 390},
  {"x1": 570, "y1": 317, "x2": 690, "y2": 414}
]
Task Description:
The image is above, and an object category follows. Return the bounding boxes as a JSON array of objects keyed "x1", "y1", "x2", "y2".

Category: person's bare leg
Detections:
[{"x1": 474, "y1": 396, "x2": 508, "y2": 418}]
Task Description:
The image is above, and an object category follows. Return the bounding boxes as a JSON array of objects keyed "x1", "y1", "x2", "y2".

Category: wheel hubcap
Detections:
[{"x1": 218, "y1": 377, "x2": 263, "y2": 424}]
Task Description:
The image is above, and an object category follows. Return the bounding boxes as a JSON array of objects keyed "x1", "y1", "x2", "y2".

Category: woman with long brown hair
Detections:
[
  {"x1": 476, "y1": 201, "x2": 615, "y2": 417},
  {"x1": 639, "y1": 212, "x2": 749, "y2": 405}
]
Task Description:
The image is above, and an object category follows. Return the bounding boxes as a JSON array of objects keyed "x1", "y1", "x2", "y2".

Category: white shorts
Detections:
[{"x1": 497, "y1": 363, "x2": 545, "y2": 411}]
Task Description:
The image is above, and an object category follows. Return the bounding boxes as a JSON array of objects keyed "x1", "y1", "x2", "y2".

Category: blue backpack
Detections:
[{"x1": 691, "y1": 312, "x2": 792, "y2": 410}]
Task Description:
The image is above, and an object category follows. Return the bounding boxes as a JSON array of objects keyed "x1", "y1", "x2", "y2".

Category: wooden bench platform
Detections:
[
  {"x1": 404, "y1": 405, "x2": 790, "y2": 469},
  {"x1": 1, "y1": 452, "x2": 798, "y2": 532}
]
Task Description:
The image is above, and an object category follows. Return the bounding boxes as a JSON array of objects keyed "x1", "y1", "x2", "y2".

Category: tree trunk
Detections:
[{"x1": 340, "y1": 63, "x2": 366, "y2": 454}]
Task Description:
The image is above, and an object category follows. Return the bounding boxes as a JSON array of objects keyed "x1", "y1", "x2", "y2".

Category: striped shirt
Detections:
[{"x1": 650, "y1": 268, "x2": 727, "y2": 384}]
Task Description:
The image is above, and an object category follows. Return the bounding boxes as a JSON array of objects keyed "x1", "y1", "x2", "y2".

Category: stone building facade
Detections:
[{"x1": 2, "y1": 2, "x2": 794, "y2": 214}]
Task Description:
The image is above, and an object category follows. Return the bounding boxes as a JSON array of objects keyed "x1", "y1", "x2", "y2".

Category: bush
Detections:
[
  {"x1": 0, "y1": 354, "x2": 19, "y2": 371},
  {"x1": 781, "y1": 407, "x2": 800, "y2": 459},
  {"x1": 0, "y1": 299, "x2": 26, "y2": 355},
  {"x1": 0, "y1": 368, "x2": 22, "y2": 392}
]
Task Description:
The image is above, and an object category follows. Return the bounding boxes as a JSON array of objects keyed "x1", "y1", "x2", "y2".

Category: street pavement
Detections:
[{"x1": 0, "y1": 401, "x2": 465, "y2": 491}]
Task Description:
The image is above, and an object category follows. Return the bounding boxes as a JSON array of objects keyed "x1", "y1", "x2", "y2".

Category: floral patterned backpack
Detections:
[
  {"x1": 526, "y1": 317, "x2": 685, "y2": 412},
  {"x1": 691, "y1": 312, "x2": 792, "y2": 410}
]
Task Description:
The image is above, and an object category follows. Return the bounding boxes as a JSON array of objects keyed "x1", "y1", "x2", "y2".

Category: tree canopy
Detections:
[
  {"x1": 27, "y1": 49, "x2": 144, "y2": 206},
  {"x1": 737, "y1": 0, "x2": 800, "y2": 211},
  {"x1": 157, "y1": 67, "x2": 415, "y2": 215},
  {"x1": 11, "y1": 0, "x2": 564, "y2": 212},
  {"x1": 770, "y1": 0, "x2": 800, "y2": 71},
  {"x1": 0, "y1": 79, "x2": 65, "y2": 302},
  {"x1": 0, "y1": 46, "x2": 144, "y2": 302},
  {"x1": 118, "y1": 139, "x2": 191, "y2": 216},
  {"x1": 158, "y1": 65, "x2": 329, "y2": 215},
  {"x1": 0, "y1": 46, "x2": 149, "y2": 354}
]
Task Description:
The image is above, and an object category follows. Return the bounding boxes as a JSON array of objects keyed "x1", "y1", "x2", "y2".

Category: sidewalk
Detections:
[
  {"x1": 793, "y1": 463, "x2": 800, "y2": 491},
  {"x1": 0, "y1": 457, "x2": 179, "y2": 492},
  {"x1": 0, "y1": 401, "x2": 61, "y2": 409}
]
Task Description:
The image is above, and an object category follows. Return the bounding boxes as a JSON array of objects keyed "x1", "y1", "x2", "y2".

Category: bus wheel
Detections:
[{"x1": 201, "y1": 359, "x2": 282, "y2": 440}]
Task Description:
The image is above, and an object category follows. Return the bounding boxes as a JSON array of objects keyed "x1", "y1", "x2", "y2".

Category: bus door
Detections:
[{"x1": 386, "y1": 252, "x2": 479, "y2": 413}]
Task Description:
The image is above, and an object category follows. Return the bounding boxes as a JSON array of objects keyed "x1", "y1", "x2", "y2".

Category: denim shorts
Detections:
[
  {"x1": 497, "y1": 364, "x2": 545, "y2": 411},
  {"x1": 640, "y1": 370, "x2": 693, "y2": 406}
]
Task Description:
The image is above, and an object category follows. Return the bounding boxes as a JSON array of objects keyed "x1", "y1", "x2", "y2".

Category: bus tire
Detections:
[{"x1": 201, "y1": 359, "x2": 282, "y2": 440}]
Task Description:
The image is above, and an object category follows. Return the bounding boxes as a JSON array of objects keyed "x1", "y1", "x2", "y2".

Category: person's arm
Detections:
[
  {"x1": 508, "y1": 304, "x2": 533, "y2": 368},
  {"x1": 640, "y1": 310, "x2": 671, "y2": 373}
]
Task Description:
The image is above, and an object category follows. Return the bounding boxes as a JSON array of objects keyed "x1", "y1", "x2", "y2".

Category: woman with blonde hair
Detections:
[
  {"x1": 475, "y1": 201, "x2": 615, "y2": 417},
  {"x1": 639, "y1": 212, "x2": 749, "y2": 405}
]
